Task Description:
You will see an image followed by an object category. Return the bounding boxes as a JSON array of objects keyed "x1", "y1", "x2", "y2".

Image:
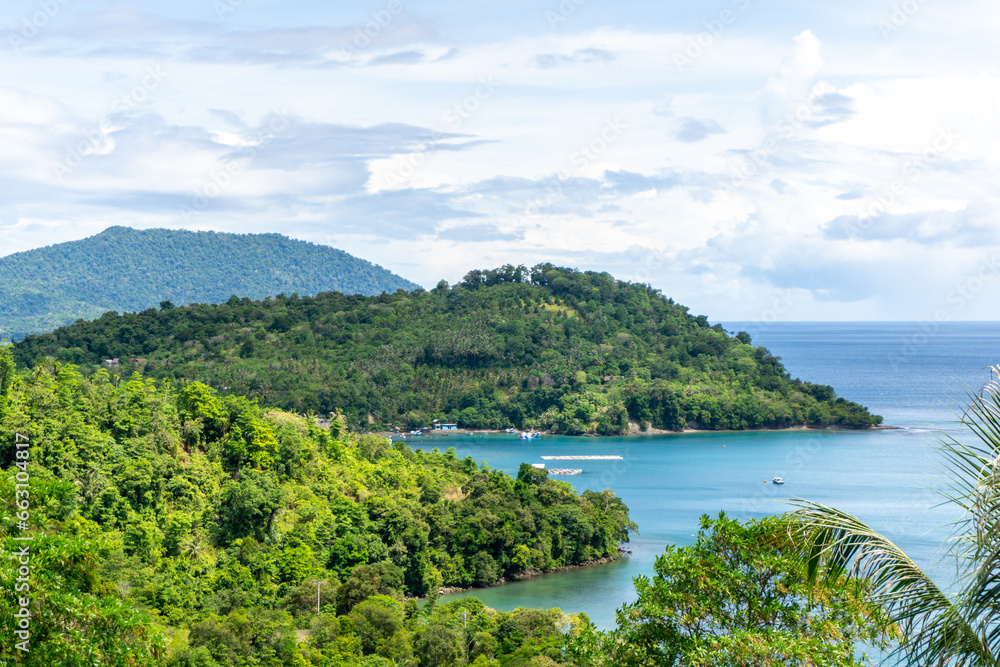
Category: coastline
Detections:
[
  {"x1": 679, "y1": 424, "x2": 901, "y2": 434},
  {"x1": 436, "y1": 552, "x2": 627, "y2": 598},
  {"x1": 389, "y1": 422, "x2": 898, "y2": 440}
]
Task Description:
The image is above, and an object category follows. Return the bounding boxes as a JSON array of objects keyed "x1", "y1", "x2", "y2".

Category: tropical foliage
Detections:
[
  {"x1": 794, "y1": 366, "x2": 1000, "y2": 666},
  {"x1": 0, "y1": 348, "x2": 633, "y2": 665},
  {"x1": 13, "y1": 264, "x2": 882, "y2": 434},
  {"x1": 0, "y1": 226, "x2": 419, "y2": 340},
  {"x1": 572, "y1": 513, "x2": 891, "y2": 666}
]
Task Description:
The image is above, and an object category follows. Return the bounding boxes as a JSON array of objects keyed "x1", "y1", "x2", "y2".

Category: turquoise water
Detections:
[{"x1": 438, "y1": 322, "x2": 1000, "y2": 629}]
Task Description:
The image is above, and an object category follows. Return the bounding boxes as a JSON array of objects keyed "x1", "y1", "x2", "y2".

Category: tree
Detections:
[
  {"x1": 601, "y1": 513, "x2": 889, "y2": 666},
  {"x1": 187, "y1": 608, "x2": 295, "y2": 665},
  {"x1": 216, "y1": 469, "x2": 284, "y2": 543},
  {"x1": 335, "y1": 562, "x2": 405, "y2": 614},
  {"x1": 348, "y1": 595, "x2": 410, "y2": 661},
  {"x1": 0, "y1": 529, "x2": 163, "y2": 666},
  {"x1": 283, "y1": 578, "x2": 338, "y2": 618},
  {"x1": 794, "y1": 367, "x2": 1000, "y2": 666},
  {"x1": 0, "y1": 346, "x2": 16, "y2": 400},
  {"x1": 415, "y1": 623, "x2": 463, "y2": 667},
  {"x1": 472, "y1": 552, "x2": 499, "y2": 586}
]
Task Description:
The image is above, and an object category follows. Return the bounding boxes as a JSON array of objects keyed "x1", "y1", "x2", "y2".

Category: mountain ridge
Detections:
[{"x1": 0, "y1": 226, "x2": 419, "y2": 340}]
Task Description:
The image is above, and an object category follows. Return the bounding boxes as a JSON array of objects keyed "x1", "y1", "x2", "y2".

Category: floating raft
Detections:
[
  {"x1": 541, "y1": 455, "x2": 623, "y2": 461},
  {"x1": 548, "y1": 468, "x2": 583, "y2": 476}
]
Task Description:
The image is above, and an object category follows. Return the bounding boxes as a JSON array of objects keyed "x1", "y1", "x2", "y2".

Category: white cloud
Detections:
[
  {"x1": 0, "y1": 4, "x2": 997, "y2": 320},
  {"x1": 760, "y1": 30, "x2": 826, "y2": 125}
]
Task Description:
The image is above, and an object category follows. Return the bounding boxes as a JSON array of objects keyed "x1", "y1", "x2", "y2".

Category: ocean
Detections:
[{"x1": 437, "y1": 322, "x2": 1000, "y2": 629}]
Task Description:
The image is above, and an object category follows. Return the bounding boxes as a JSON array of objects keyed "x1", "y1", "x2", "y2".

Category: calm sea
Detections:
[{"x1": 438, "y1": 322, "x2": 1000, "y2": 629}]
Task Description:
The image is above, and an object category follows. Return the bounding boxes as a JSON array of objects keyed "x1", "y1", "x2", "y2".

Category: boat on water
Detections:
[
  {"x1": 772, "y1": 477, "x2": 784, "y2": 485},
  {"x1": 517, "y1": 431, "x2": 541, "y2": 440}
]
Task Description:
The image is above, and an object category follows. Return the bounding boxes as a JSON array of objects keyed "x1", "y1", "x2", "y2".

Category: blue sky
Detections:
[{"x1": 1, "y1": 1, "x2": 997, "y2": 321}]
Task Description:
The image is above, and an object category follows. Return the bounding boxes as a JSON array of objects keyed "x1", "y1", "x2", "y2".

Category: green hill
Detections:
[
  {"x1": 0, "y1": 226, "x2": 420, "y2": 340},
  {"x1": 0, "y1": 347, "x2": 633, "y2": 664},
  {"x1": 12, "y1": 264, "x2": 882, "y2": 434}
]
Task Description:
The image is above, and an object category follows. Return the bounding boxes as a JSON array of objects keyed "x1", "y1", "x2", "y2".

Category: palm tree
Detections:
[
  {"x1": 793, "y1": 367, "x2": 1000, "y2": 665},
  {"x1": 181, "y1": 534, "x2": 205, "y2": 563}
]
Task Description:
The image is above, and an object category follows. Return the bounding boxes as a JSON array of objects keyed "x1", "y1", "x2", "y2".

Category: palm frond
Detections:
[
  {"x1": 790, "y1": 500, "x2": 993, "y2": 665},
  {"x1": 943, "y1": 368, "x2": 1000, "y2": 657},
  {"x1": 786, "y1": 366, "x2": 1000, "y2": 665}
]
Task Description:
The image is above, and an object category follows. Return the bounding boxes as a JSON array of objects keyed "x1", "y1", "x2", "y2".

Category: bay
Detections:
[{"x1": 438, "y1": 322, "x2": 1000, "y2": 629}]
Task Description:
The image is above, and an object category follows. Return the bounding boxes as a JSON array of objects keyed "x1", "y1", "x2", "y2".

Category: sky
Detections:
[{"x1": 0, "y1": 0, "x2": 998, "y2": 322}]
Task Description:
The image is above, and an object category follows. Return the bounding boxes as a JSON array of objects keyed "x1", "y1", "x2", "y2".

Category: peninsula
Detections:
[{"x1": 12, "y1": 263, "x2": 882, "y2": 434}]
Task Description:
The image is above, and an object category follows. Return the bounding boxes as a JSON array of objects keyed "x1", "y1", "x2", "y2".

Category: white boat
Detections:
[{"x1": 772, "y1": 477, "x2": 784, "y2": 485}]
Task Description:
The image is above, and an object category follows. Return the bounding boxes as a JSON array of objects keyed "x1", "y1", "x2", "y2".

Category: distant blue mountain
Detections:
[{"x1": 0, "y1": 226, "x2": 420, "y2": 340}]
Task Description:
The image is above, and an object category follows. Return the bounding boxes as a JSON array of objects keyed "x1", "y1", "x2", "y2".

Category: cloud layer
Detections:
[{"x1": 1, "y1": 1, "x2": 997, "y2": 321}]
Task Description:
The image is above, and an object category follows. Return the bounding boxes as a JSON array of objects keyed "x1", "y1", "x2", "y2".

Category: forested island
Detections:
[{"x1": 13, "y1": 264, "x2": 881, "y2": 435}]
